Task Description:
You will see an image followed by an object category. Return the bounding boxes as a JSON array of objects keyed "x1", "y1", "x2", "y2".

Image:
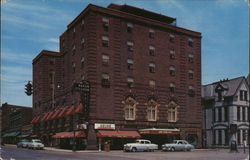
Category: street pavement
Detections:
[{"x1": 0, "y1": 145, "x2": 249, "y2": 160}]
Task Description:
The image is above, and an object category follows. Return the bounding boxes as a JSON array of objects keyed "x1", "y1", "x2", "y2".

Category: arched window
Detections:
[
  {"x1": 167, "y1": 101, "x2": 178, "y2": 122},
  {"x1": 123, "y1": 97, "x2": 137, "y2": 120},
  {"x1": 147, "y1": 99, "x2": 159, "y2": 121}
]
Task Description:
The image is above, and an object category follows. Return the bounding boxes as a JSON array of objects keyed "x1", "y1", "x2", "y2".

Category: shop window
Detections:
[
  {"x1": 188, "y1": 38, "x2": 193, "y2": 47},
  {"x1": 188, "y1": 54, "x2": 194, "y2": 63},
  {"x1": 169, "y1": 66, "x2": 175, "y2": 76},
  {"x1": 149, "y1": 45, "x2": 155, "y2": 56},
  {"x1": 170, "y1": 49, "x2": 175, "y2": 59},
  {"x1": 102, "y1": 17, "x2": 109, "y2": 31},
  {"x1": 169, "y1": 82, "x2": 175, "y2": 93},
  {"x1": 149, "y1": 29, "x2": 155, "y2": 39},
  {"x1": 102, "y1": 36, "x2": 109, "y2": 47},
  {"x1": 102, "y1": 54, "x2": 109, "y2": 65},
  {"x1": 124, "y1": 97, "x2": 137, "y2": 120},
  {"x1": 149, "y1": 80, "x2": 156, "y2": 89},
  {"x1": 127, "y1": 77, "x2": 134, "y2": 88},
  {"x1": 127, "y1": 59, "x2": 134, "y2": 70},
  {"x1": 169, "y1": 34, "x2": 175, "y2": 43},
  {"x1": 188, "y1": 85, "x2": 195, "y2": 97},
  {"x1": 149, "y1": 63, "x2": 155, "y2": 73},
  {"x1": 127, "y1": 23, "x2": 133, "y2": 33},
  {"x1": 188, "y1": 69, "x2": 194, "y2": 79},
  {"x1": 127, "y1": 41, "x2": 134, "y2": 52},
  {"x1": 101, "y1": 73, "x2": 110, "y2": 88}
]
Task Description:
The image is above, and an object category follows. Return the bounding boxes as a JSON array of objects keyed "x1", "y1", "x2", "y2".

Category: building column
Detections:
[
  {"x1": 221, "y1": 130, "x2": 225, "y2": 145},
  {"x1": 215, "y1": 130, "x2": 218, "y2": 145},
  {"x1": 245, "y1": 107, "x2": 248, "y2": 122},
  {"x1": 240, "y1": 107, "x2": 242, "y2": 121},
  {"x1": 215, "y1": 108, "x2": 218, "y2": 122},
  {"x1": 221, "y1": 107, "x2": 224, "y2": 122}
]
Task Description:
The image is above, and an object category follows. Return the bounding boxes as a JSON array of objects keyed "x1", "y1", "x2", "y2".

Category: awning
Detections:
[
  {"x1": 139, "y1": 128, "x2": 180, "y2": 135},
  {"x1": 31, "y1": 117, "x2": 37, "y2": 123},
  {"x1": 30, "y1": 135, "x2": 38, "y2": 138},
  {"x1": 45, "y1": 111, "x2": 55, "y2": 121},
  {"x1": 3, "y1": 131, "x2": 20, "y2": 137},
  {"x1": 49, "y1": 109, "x2": 61, "y2": 120},
  {"x1": 40, "y1": 112, "x2": 50, "y2": 122},
  {"x1": 31, "y1": 116, "x2": 41, "y2": 124},
  {"x1": 52, "y1": 131, "x2": 86, "y2": 138},
  {"x1": 18, "y1": 134, "x2": 31, "y2": 138},
  {"x1": 57, "y1": 107, "x2": 68, "y2": 118},
  {"x1": 96, "y1": 130, "x2": 141, "y2": 138},
  {"x1": 75, "y1": 103, "x2": 84, "y2": 113},
  {"x1": 66, "y1": 105, "x2": 75, "y2": 116},
  {"x1": 34, "y1": 115, "x2": 42, "y2": 123}
]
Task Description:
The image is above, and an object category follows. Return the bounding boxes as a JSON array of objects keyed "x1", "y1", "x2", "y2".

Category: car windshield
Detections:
[{"x1": 33, "y1": 140, "x2": 42, "y2": 143}]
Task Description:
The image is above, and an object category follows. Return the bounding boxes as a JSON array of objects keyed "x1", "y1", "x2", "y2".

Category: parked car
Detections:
[
  {"x1": 27, "y1": 139, "x2": 44, "y2": 150},
  {"x1": 162, "y1": 140, "x2": 194, "y2": 152},
  {"x1": 17, "y1": 139, "x2": 30, "y2": 148},
  {"x1": 124, "y1": 139, "x2": 158, "y2": 152}
]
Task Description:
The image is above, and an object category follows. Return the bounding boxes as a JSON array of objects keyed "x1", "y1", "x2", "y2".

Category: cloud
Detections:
[
  {"x1": 48, "y1": 38, "x2": 59, "y2": 43},
  {"x1": 1, "y1": 51, "x2": 33, "y2": 64}
]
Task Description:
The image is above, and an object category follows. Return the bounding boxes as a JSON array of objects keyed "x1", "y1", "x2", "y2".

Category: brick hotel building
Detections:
[{"x1": 32, "y1": 3, "x2": 202, "y2": 150}]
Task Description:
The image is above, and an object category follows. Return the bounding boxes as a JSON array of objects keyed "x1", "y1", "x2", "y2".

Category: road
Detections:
[{"x1": 0, "y1": 146, "x2": 249, "y2": 160}]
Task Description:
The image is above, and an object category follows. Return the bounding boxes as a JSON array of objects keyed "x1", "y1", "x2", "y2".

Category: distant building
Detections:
[
  {"x1": 32, "y1": 3, "x2": 202, "y2": 149},
  {"x1": 1, "y1": 103, "x2": 32, "y2": 144},
  {"x1": 202, "y1": 77, "x2": 249, "y2": 148}
]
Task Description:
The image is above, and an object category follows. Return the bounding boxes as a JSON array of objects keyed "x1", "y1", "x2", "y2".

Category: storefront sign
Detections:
[
  {"x1": 139, "y1": 130, "x2": 180, "y2": 135},
  {"x1": 94, "y1": 123, "x2": 115, "y2": 130}
]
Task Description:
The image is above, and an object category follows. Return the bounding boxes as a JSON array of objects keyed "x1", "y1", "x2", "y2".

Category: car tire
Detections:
[
  {"x1": 170, "y1": 147, "x2": 175, "y2": 152},
  {"x1": 131, "y1": 147, "x2": 137, "y2": 152}
]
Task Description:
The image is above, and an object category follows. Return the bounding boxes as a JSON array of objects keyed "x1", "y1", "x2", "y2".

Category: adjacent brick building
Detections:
[
  {"x1": 32, "y1": 3, "x2": 202, "y2": 149},
  {"x1": 1, "y1": 103, "x2": 32, "y2": 144}
]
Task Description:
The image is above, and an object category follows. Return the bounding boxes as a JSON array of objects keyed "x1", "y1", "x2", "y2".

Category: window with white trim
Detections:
[
  {"x1": 127, "y1": 41, "x2": 134, "y2": 52},
  {"x1": 188, "y1": 54, "x2": 194, "y2": 63},
  {"x1": 101, "y1": 73, "x2": 110, "y2": 88},
  {"x1": 169, "y1": 34, "x2": 175, "y2": 43},
  {"x1": 188, "y1": 85, "x2": 195, "y2": 96},
  {"x1": 147, "y1": 99, "x2": 158, "y2": 121},
  {"x1": 124, "y1": 97, "x2": 137, "y2": 120},
  {"x1": 149, "y1": 45, "x2": 155, "y2": 56},
  {"x1": 102, "y1": 36, "x2": 109, "y2": 47},
  {"x1": 149, "y1": 80, "x2": 156, "y2": 89},
  {"x1": 169, "y1": 66, "x2": 175, "y2": 76},
  {"x1": 188, "y1": 38, "x2": 193, "y2": 47},
  {"x1": 170, "y1": 82, "x2": 175, "y2": 93},
  {"x1": 167, "y1": 101, "x2": 178, "y2": 122},
  {"x1": 188, "y1": 69, "x2": 194, "y2": 79},
  {"x1": 170, "y1": 49, "x2": 175, "y2": 59},
  {"x1": 127, "y1": 77, "x2": 134, "y2": 88},
  {"x1": 149, "y1": 29, "x2": 155, "y2": 38},
  {"x1": 149, "y1": 63, "x2": 155, "y2": 73},
  {"x1": 127, "y1": 23, "x2": 133, "y2": 33},
  {"x1": 127, "y1": 59, "x2": 134, "y2": 70},
  {"x1": 102, "y1": 17, "x2": 109, "y2": 31},
  {"x1": 102, "y1": 54, "x2": 109, "y2": 65}
]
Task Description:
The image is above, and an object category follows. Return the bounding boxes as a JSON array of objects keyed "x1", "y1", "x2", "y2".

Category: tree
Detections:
[{"x1": 25, "y1": 81, "x2": 33, "y2": 96}]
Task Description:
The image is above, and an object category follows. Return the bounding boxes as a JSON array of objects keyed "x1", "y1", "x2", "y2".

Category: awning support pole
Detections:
[{"x1": 98, "y1": 138, "x2": 102, "y2": 152}]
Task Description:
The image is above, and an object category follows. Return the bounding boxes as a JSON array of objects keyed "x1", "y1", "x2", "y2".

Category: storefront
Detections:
[
  {"x1": 2, "y1": 131, "x2": 20, "y2": 144},
  {"x1": 52, "y1": 131, "x2": 86, "y2": 150},
  {"x1": 139, "y1": 128, "x2": 180, "y2": 148}
]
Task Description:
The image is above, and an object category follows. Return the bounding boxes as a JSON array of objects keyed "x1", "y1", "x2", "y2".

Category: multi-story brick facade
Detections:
[
  {"x1": 1, "y1": 103, "x2": 32, "y2": 144},
  {"x1": 32, "y1": 4, "x2": 202, "y2": 150}
]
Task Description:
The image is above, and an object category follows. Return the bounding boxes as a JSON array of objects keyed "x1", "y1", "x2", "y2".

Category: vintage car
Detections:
[
  {"x1": 17, "y1": 139, "x2": 30, "y2": 148},
  {"x1": 162, "y1": 140, "x2": 194, "y2": 151},
  {"x1": 123, "y1": 139, "x2": 158, "y2": 152},
  {"x1": 27, "y1": 139, "x2": 44, "y2": 150}
]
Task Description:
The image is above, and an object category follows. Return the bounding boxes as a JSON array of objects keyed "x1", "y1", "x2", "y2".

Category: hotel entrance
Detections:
[{"x1": 139, "y1": 128, "x2": 180, "y2": 149}]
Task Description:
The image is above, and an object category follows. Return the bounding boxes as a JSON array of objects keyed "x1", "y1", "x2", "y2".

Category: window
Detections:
[
  {"x1": 72, "y1": 45, "x2": 76, "y2": 55},
  {"x1": 101, "y1": 73, "x2": 110, "y2": 88},
  {"x1": 217, "y1": 91, "x2": 222, "y2": 102},
  {"x1": 127, "y1": 59, "x2": 134, "y2": 70},
  {"x1": 127, "y1": 23, "x2": 133, "y2": 33},
  {"x1": 169, "y1": 66, "x2": 175, "y2": 76},
  {"x1": 169, "y1": 34, "x2": 175, "y2": 43},
  {"x1": 244, "y1": 91, "x2": 248, "y2": 101},
  {"x1": 102, "y1": 54, "x2": 109, "y2": 65},
  {"x1": 81, "y1": 57, "x2": 84, "y2": 68},
  {"x1": 124, "y1": 97, "x2": 137, "y2": 120},
  {"x1": 73, "y1": 27, "x2": 76, "y2": 33},
  {"x1": 170, "y1": 49, "x2": 175, "y2": 59},
  {"x1": 147, "y1": 100, "x2": 158, "y2": 121},
  {"x1": 169, "y1": 82, "x2": 175, "y2": 93},
  {"x1": 240, "y1": 90, "x2": 248, "y2": 101},
  {"x1": 218, "y1": 107, "x2": 222, "y2": 122},
  {"x1": 81, "y1": 37, "x2": 85, "y2": 48},
  {"x1": 224, "y1": 107, "x2": 228, "y2": 122},
  {"x1": 188, "y1": 38, "x2": 193, "y2": 47},
  {"x1": 188, "y1": 85, "x2": 195, "y2": 96},
  {"x1": 127, "y1": 41, "x2": 134, "y2": 52},
  {"x1": 167, "y1": 101, "x2": 178, "y2": 122},
  {"x1": 240, "y1": 90, "x2": 244, "y2": 100},
  {"x1": 127, "y1": 77, "x2": 134, "y2": 88},
  {"x1": 188, "y1": 69, "x2": 194, "y2": 79},
  {"x1": 72, "y1": 62, "x2": 76, "y2": 73},
  {"x1": 81, "y1": 75, "x2": 85, "y2": 80},
  {"x1": 237, "y1": 106, "x2": 241, "y2": 121},
  {"x1": 149, "y1": 29, "x2": 155, "y2": 38},
  {"x1": 242, "y1": 107, "x2": 245, "y2": 121},
  {"x1": 213, "y1": 108, "x2": 216, "y2": 122},
  {"x1": 188, "y1": 54, "x2": 194, "y2": 63},
  {"x1": 102, "y1": 17, "x2": 109, "y2": 31},
  {"x1": 149, "y1": 80, "x2": 156, "y2": 89},
  {"x1": 81, "y1": 19, "x2": 84, "y2": 25},
  {"x1": 149, "y1": 63, "x2": 155, "y2": 73},
  {"x1": 218, "y1": 130, "x2": 222, "y2": 145},
  {"x1": 237, "y1": 130, "x2": 241, "y2": 145},
  {"x1": 225, "y1": 129, "x2": 228, "y2": 145},
  {"x1": 102, "y1": 36, "x2": 109, "y2": 47},
  {"x1": 149, "y1": 45, "x2": 155, "y2": 56}
]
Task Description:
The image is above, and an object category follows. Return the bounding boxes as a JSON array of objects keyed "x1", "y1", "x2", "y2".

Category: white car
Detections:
[
  {"x1": 124, "y1": 139, "x2": 158, "y2": 152},
  {"x1": 27, "y1": 139, "x2": 44, "y2": 150},
  {"x1": 162, "y1": 140, "x2": 194, "y2": 151}
]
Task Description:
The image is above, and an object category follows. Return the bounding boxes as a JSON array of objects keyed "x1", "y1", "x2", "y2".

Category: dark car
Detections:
[{"x1": 17, "y1": 139, "x2": 30, "y2": 148}]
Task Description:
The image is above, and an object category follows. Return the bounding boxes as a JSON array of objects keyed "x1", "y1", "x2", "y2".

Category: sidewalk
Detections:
[{"x1": 44, "y1": 147, "x2": 102, "y2": 153}]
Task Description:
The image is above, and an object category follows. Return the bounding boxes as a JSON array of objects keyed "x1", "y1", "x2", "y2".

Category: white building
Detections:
[{"x1": 202, "y1": 77, "x2": 249, "y2": 148}]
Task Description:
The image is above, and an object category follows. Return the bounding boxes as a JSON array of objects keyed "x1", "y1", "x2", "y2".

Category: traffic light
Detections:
[{"x1": 25, "y1": 81, "x2": 33, "y2": 96}]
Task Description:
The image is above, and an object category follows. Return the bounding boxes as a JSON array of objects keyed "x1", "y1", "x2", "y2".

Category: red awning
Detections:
[
  {"x1": 50, "y1": 109, "x2": 62, "y2": 120},
  {"x1": 31, "y1": 117, "x2": 37, "y2": 124},
  {"x1": 52, "y1": 131, "x2": 85, "y2": 138},
  {"x1": 30, "y1": 135, "x2": 38, "y2": 138},
  {"x1": 66, "y1": 105, "x2": 75, "y2": 116},
  {"x1": 40, "y1": 112, "x2": 50, "y2": 122},
  {"x1": 45, "y1": 111, "x2": 55, "y2": 121},
  {"x1": 75, "y1": 103, "x2": 84, "y2": 113},
  {"x1": 34, "y1": 115, "x2": 42, "y2": 123},
  {"x1": 57, "y1": 107, "x2": 68, "y2": 118},
  {"x1": 97, "y1": 130, "x2": 141, "y2": 138}
]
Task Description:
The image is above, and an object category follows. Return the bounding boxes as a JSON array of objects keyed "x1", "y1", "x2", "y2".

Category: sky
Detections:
[{"x1": 1, "y1": 0, "x2": 249, "y2": 107}]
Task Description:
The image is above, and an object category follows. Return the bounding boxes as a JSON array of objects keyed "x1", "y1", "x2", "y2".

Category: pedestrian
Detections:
[{"x1": 243, "y1": 140, "x2": 246, "y2": 154}]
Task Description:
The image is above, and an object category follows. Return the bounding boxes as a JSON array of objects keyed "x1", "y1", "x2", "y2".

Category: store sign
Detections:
[
  {"x1": 139, "y1": 130, "x2": 180, "y2": 135},
  {"x1": 94, "y1": 123, "x2": 115, "y2": 130}
]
